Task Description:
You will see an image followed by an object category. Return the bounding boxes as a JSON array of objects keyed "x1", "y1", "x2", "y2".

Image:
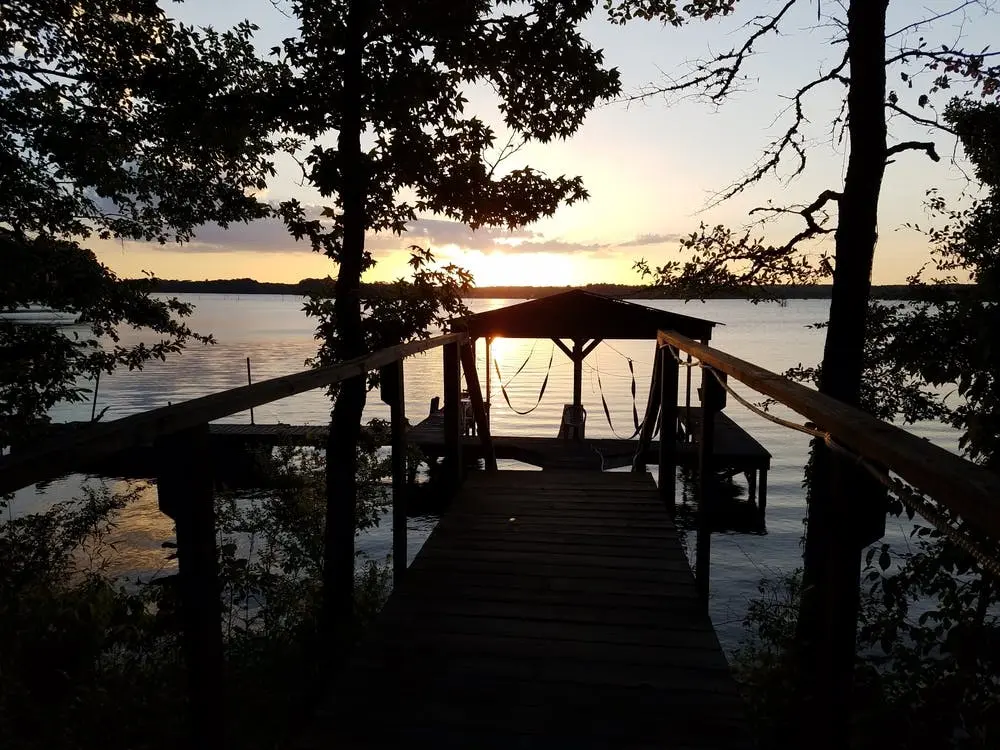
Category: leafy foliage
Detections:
[
  {"x1": 0, "y1": 424, "x2": 395, "y2": 750},
  {"x1": 0, "y1": 1, "x2": 283, "y2": 443},
  {"x1": 274, "y1": 0, "x2": 622, "y2": 357},
  {"x1": 736, "y1": 98, "x2": 1000, "y2": 750}
]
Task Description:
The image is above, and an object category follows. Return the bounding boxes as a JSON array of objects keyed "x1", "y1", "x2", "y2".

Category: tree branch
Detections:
[
  {"x1": 886, "y1": 141, "x2": 941, "y2": 162},
  {"x1": 886, "y1": 102, "x2": 957, "y2": 135}
]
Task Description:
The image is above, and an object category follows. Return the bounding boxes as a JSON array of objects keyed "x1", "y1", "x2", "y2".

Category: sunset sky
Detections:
[{"x1": 94, "y1": 1, "x2": 999, "y2": 287}]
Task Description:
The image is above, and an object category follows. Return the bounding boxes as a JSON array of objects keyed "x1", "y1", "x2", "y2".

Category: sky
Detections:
[{"x1": 93, "y1": 1, "x2": 1000, "y2": 287}]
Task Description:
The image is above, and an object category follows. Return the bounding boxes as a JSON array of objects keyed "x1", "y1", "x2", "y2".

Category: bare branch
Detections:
[
  {"x1": 886, "y1": 1, "x2": 988, "y2": 41},
  {"x1": 886, "y1": 141, "x2": 941, "y2": 162},
  {"x1": 886, "y1": 102, "x2": 957, "y2": 136},
  {"x1": 627, "y1": 0, "x2": 802, "y2": 104},
  {"x1": 749, "y1": 189, "x2": 841, "y2": 249},
  {"x1": 705, "y1": 51, "x2": 849, "y2": 207}
]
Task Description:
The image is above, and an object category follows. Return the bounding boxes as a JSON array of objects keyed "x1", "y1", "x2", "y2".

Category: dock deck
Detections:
[
  {"x1": 299, "y1": 470, "x2": 751, "y2": 749},
  {"x1": 409, "y1": 406, "x2": 770, "y2": 473}
]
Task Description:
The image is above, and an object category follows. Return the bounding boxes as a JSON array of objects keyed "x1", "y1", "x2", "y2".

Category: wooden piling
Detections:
[
  {"x1": 380, "y1": 361, "x2": 408, "y2": 586},
  {"x1": 155, "y1": 424, "x2": 225, "y2": 750},
  {"x1": 659, "y1": 345, "x2": 679, "y2": 510},
  {"x1": 696, "y1": 366, "x2": 725, "y2": 609},
  {"x1": 442, "y1": 342, "x2": 462, "y2": 487}
]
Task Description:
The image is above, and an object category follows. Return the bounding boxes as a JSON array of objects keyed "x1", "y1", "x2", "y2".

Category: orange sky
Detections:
[{"x1": 93, "y1": 1, "x2": 994, "y2": 288}]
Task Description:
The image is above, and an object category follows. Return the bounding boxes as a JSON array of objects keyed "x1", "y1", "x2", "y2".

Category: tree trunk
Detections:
[
  {"x1": 322, "y1": 0, "x2": 368, "y2": 655},
  {"x1": 795, "y1": 1, "x2": 889, "y2": 745}
]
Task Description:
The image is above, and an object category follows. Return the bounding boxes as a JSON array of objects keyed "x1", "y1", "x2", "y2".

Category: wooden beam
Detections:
[
  {"x1": 380, "y1": 361, "x2": 408, "y2": 586},
  {"x1": 659, "y1": 330, "x2": 1000, "y2": 539},
  {"x1": 552, "y1": 338, "x2": 574, "y2": 360},
  {"x1": 459, "y1": 343, "x2": 498, "y2": 472},
  {"x1": 572, "y1": 339, "x2": 584, "y2": 416},
  {"x1": 580, "y1": 338, "x2": 602, "y2": 359},
  {"x1": 696, "y1": 367, "x2": 725, "y2": 608},
  {"x1": 443, "y1": 342, "x2": 463, "y2": 487},
  {"x1": 0, "y1": 333, "x2": 466, "y2": 496},
  {"x1": 659, "y1": 346, "x2": 680, "y2": 510}
]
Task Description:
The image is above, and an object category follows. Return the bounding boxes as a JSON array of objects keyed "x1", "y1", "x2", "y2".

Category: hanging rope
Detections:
[
  {"x1": 493, "y1": 343, "x2": 554, "y2": 415},
  {"x1": 593, "y1": 352, "x2": 643, "y2": 440},
  {"x1": 497, "y1": 340, "x2": 537, "y2": 388},
  {"x1": 662, "y1": 343, "x2": 1000, "y2": 578}
]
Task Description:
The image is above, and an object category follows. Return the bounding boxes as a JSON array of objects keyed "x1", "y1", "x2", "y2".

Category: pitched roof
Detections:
[{"x1": 452, "y1": 290, "x2": 718, "y2": 341}]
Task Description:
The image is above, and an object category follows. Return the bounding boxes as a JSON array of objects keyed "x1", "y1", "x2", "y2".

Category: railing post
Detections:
[
  {"x1": 696, "y1": 366, "x2": 724, "y2": 609},
  {"x1": 659, "y1": 345, "x2": 680, "y2": 511},
  {"x1": 459, "y1": 342, "x2": 497, "y2": 472},
  {"x1": 380, "y1": 361, "x2": 408, "y2": 587},
  {"x1": 155, "y1": 423, "x2": 225, "y2": 750},
  {"x1": 443, "y1": 341, "x2": 463, "y2": 488}
]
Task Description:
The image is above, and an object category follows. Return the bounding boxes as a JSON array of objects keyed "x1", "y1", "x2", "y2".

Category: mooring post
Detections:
[
  {"x1": 659, "y1": 345, "x2": 680, "y2": 511},
  {"x1": 459, "y1": 342, "x2": 497, "y2": 472},
  {"x1": 696, "y1": 366, "x2": 725, "y2": 609},
  {"x1": 443, "y1": 341, "x2": 463, "y2": 488},
  {"x1": 380, "y1": 360, "x2": 407, "y2": 586},
  {"x1": 155, "y1": 423, "x2": 225, "y2": 750}
]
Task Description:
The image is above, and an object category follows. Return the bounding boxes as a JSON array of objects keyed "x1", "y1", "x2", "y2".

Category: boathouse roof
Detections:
[{"x1": 452, "y1": 290, "x2": 718, "y2": 341}]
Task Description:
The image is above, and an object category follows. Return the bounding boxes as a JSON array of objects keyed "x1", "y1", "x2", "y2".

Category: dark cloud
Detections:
[{"x1": 147, "y1": 213, "x2": 674, "y2": 258}]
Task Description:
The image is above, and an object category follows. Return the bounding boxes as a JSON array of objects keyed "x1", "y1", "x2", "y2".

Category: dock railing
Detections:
[
  {"x1": 658, "y1": 328, "x2": 1000, "y2": 746},
  {"x1": 0, "y1": 331, "x2": 496, "y2": 749}
]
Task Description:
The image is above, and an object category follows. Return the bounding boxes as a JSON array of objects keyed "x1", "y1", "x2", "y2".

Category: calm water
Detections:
[{"x1": 10, "y1": 295, "x2": 960, "y2": 647}]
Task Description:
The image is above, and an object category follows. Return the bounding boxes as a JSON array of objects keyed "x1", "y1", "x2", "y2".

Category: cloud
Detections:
[
  {"x1": 143, "y1": 212, "x2": 676, "y2": 258},
  {"x1": 615, "y1": 233, "x2": 683, "y2": 248}
]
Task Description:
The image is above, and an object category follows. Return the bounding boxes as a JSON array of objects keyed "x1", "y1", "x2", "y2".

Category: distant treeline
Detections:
[{"x1": 148, "y1": 277, "x2": 971, "y2": 301}]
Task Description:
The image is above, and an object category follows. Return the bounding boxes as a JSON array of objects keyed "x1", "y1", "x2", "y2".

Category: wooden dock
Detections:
[
  {"x1": 299, "y1": 470, "x2": 751, "y2": 749},
  {"x1": 409, "y1": 407, "x2": 770, "y2": 474}
]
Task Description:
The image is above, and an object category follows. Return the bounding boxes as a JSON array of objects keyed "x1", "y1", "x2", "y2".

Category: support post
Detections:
[
  {"x1": 443, "y1": 341, "x2": 463, "y2": 488},
  {"x1": 658, "y1": 346, "x2": 680, "y2": 510},
  {"x1": 758, "y1": 467, "x2": 768, "y2": 521},
  {"x1": 459, "y1": 342, "x2": 497, "y2": 471},
  {"x1": 485, "y1": 337, "x2": 493, "y2": 429},
  {"x1": 380, "y1": 361, "x2": 407, "y2": 587},
  {"x1": 572, "y1": 338, "x2": 584, "y2": 416},
  {"x1": 632, "y1": 344, "x2": 662, "y2": 472},
  {"x1": 696, "y1": 366, "x2": 724, "y2": 609},
  {"x1": 156, "y1": 424, "x2": 225, "y2": 750},
  {"x1": 685, "y1": 353, "x2": 693, "y2": 441}
]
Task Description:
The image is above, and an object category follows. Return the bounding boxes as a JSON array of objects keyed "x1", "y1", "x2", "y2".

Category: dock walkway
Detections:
[{"x1": 299, "y1": 470, "x2": 751, "y2": 749}]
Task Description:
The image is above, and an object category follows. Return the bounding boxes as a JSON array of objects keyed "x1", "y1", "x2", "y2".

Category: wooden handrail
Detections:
[
  {"x1": 0, "y1": 332, "x2": 467, "y2": 496},
  {"x1": 658, "y1": 329, "x2": 1000, "y2": 539}
]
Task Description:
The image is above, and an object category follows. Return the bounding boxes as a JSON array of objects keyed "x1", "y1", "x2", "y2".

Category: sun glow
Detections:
[{"x1": 443, "y1": 248, "x2": 583, "y2": 287}]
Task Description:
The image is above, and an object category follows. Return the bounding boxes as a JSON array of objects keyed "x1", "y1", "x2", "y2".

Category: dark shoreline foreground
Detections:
[{"x1": 149, "y1": 277, "x2": 970, "y2": 301}]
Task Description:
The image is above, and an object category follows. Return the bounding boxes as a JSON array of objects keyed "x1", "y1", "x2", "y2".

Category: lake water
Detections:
[{"x1": 9, "y1": 295, "x2": 960, "y2": 648}]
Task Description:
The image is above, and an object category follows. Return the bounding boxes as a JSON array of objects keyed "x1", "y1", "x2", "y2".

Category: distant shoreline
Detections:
[{"x1": 147, "y1": 278, "x2": 971, "y2": 301}]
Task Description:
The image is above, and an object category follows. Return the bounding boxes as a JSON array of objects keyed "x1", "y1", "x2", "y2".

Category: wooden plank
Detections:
[
  {"x1": 0, "y1": 332, "x2": 466, "y2": 496},
  {"x1": 298, "y1": 470, "x2": 750, "y2": 749},
  {"x1": 659, "y1": 329, "x2": 1000, "y2": 538},
  {"x1": 380, "y1": 360, "x2": 408, "y2": 586}
]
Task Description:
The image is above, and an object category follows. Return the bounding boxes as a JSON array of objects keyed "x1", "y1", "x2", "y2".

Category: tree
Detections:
[
  {"x1": 272, "y1": 0, "x2": 621, "y2": 644},
  {"x1": 0, "y1": 1, "x2": 284, "y2": 445},
  {"x1": 609, "y1": 0, "x2": 1000, "y2": 743}
]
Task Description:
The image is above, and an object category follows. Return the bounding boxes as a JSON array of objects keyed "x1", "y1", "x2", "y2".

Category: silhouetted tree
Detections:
[
  {"x1": 273, "y1": 0, "x2": 621, "y2": 643},
  {"x1": 610, "y1": 0, "x2": 1000, "y2": 743},
  {"x1": 0, "y1": 1, "x2": 284, "y2": 444}
]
